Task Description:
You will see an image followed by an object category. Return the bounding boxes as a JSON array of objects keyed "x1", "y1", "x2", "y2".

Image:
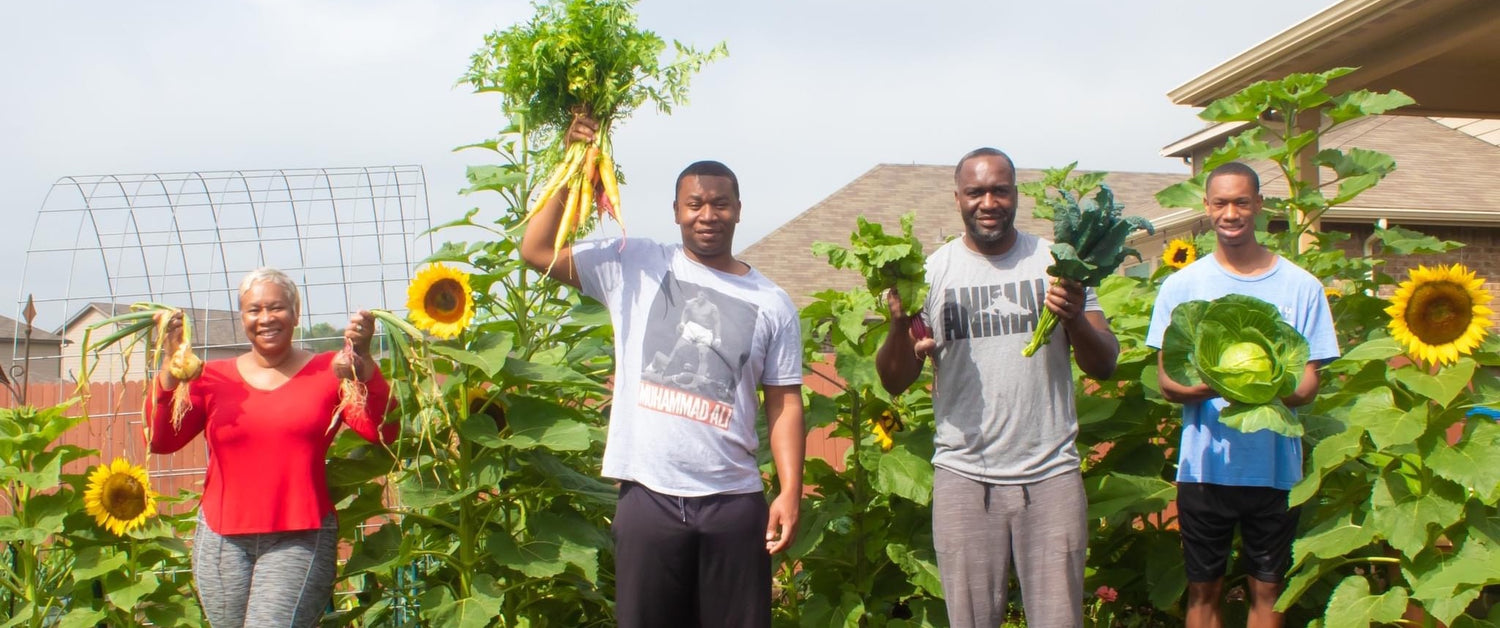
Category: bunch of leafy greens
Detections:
[
  {"x1": 1161, "y1": 294, "x2": 1311, "y2": 436},
  {"x1": 464, "y1": 0, "x2": 727, "y2": 154},
  {"x1": 1021, "y1": 184, "x2": 1154, "y2": 356},
  {"x1": 813, "y1": 213, "x2": 929, "y2": 318}
]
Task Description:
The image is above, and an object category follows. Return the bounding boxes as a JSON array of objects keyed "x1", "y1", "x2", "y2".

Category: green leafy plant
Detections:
[
  {"x1": 0, "y1": 402, "x2": 204, "y2": 627},
  {"x1": 812, "y1": 213, "x2": 930, "y2": 319},
  {"x1": 1160, "y1": 294, "x2": 1311, "y2": 436},
  {"x1": 1152, "y1": 67, "x2": 1500, "y2": 625},
  {"x1": 783, "y1": 280, "x2": 946, "y2": 626},
  {"x1": 1021, "y1": 185, "x2": 1154, "y2": 356}
]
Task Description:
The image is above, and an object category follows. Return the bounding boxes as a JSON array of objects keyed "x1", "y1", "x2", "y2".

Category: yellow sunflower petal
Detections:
[
  {"x1": 1162, "y1": 238, "x2": 1197, "y2": 270},
  {"x1": 406, "y1": 263, "x2": 475, "y2": 340},
  {"x1": 83, "y1": 458, "x2": 158, "y2": 536},
  {"x1": 869, "y1": 419, "x2": 894, "y2": 452},
  {"x1": 1387, "y1": 263, "x2": 1493, "y2": 366}
]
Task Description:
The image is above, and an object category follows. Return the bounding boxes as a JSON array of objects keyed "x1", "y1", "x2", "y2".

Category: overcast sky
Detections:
[{"x1": 1, "y1": 0, "x2": 1327, "y2": 328}]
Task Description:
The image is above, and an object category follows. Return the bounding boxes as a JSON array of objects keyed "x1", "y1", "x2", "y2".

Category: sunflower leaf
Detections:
[
  {"x1": 1392, "y1": 359, "x2": 1476, "y2": 408},
  {"x1": 71, "y1": 545, "x2": 129, "y2": 580},
  {"x1": 1323, "y1": 575, "x2": 1409, "y2": 628},
  {"x1": 103, "y1": 569, "x2": 160, "y2": 612},
  {"x1": 1369, "y1": 471, "x2": 1465, "y2": 557},
  {"x1": 872, "y1": 446, "x2": 932, "y2": 505},
  {"x1": 1424, "y1": 419, "x2": 1500, "y2": 504},
  {"x1": 886, "y1": 543, "x2": 944, "y2": 597},
  {"x1": 503, "y1": 396, "x2": 592, "y2": 451}
]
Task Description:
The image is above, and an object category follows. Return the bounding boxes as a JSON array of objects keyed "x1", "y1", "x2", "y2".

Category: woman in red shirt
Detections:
[{"x1": 150, "y1": 267, "x2": 397, "y2": 627}]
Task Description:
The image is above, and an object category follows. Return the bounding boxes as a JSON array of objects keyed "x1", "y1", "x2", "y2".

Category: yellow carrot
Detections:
[
  {"x1": 550, "y1": 174, "x2": 585, "y2": 271},
  {"x1": 579, "y1": 145, "x2": 601, "y2": 216},
  {"x1": 598, "y1": 146, "x2": 622, "y2": 215},
  {"x1": 525, "y1": 142, "x2": 587, "y2": 220},
  {"x1": 597, "y1": 148, "x2": 624, "y2": 231}
]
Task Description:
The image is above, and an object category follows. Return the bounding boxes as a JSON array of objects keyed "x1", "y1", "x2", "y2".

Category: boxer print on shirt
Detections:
[{"x1": 638, "y1": 272, "x2": 758, "y2": 429}]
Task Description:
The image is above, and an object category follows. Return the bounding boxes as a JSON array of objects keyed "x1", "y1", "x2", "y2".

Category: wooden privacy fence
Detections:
[{"x1": 2, "y1": 380, "x2": 208, "y2": 514}]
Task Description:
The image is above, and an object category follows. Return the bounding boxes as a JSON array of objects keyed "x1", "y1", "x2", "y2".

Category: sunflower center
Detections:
[
  {"x1": 1405, "y1": 281, "x2": 1474, "y2": 345},
  {"x1": 1172, "y1": 248, "x2": 1190, "y2": 264},
  {"x1": 424, "y1": 279, "x2": 465, "y2": 323},
  {"x1": 102, "y1": 474, "x2": 148, "y2": 520}
]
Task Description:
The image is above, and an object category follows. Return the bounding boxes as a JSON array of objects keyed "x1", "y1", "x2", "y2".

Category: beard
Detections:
[{"x1": 962, "y1": 210, "x2": 1013, "y2": 247}]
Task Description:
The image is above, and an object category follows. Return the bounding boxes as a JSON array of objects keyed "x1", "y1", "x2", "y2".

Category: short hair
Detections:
[
  {"x1": 675, "y1": 161, "x2": 740, "y2": 199},
  {"x1": 238, "y1": 267, "x2": 301, "y2": 317},
  {"x1": 1205, "y1": 161, "x2": 1260, "y2": 192},
  {"x1": 954, "y1": 147, "x2": 1016, "y2": 183}
]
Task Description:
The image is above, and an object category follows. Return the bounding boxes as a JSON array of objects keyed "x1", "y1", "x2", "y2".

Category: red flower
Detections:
[{"x1": 1095, "y1": 585, "x2": 1118, "y2": 603}]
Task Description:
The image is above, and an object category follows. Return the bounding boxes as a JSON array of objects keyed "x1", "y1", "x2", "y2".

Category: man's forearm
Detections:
[{"x1": 1066, "y1": 313, "x2": 1118, "y2": 380}]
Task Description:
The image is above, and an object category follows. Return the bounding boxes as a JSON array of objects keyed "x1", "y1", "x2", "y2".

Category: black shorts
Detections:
[{"x1": 1177, "y1": 482, "x2": 1299, "y2": 584}]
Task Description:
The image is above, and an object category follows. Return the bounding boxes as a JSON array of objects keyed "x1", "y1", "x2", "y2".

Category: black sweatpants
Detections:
[{"x1": 612, "y1": 481, "x2": 771, "y2": 628}]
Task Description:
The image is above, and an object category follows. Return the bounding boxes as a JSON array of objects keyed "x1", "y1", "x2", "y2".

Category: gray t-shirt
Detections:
[
  {"x1": 920, "y1": 232, "x2": 1097, "y2": 484},
  {"x1": 574, "y1": 237, "x2": 803, "y2": 497}
]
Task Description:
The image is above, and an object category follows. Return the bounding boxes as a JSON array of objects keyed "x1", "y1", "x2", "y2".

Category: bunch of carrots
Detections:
[
  {"x1": 464, "y1": 0, "x2": 725, "y2": 265},
  {"x1": 525, "y1": 129, "x2": 624, "y2": 268}
]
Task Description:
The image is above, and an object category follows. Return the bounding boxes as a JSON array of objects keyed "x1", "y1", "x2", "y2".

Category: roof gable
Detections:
[{"x1": 0, "y1": 314, "x2": 64, "y2": 343}]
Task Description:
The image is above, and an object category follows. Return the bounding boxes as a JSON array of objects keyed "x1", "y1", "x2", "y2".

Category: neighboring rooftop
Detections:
[
  {"x1": 1167, "y1": 0, "x2": 1500, "y2": 118},
  {"x1": 60, "y1": 302, "x2": 246, "y2": 349},
  {"x1": 0, "y1": 314, "x2": 63, "y2": 343}
]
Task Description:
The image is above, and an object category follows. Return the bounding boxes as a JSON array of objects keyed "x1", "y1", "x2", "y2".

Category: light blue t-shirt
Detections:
[{"x1": 1145, "y1": 254, "x2": 1339, "y2": 490}]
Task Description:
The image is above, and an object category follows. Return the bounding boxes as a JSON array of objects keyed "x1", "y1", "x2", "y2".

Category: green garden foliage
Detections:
[
  {"x1": 5, "y1": 37, "x2": 1497, "y2": 628},
  {"x1": 812, "y1": 213, "x2": 930, "y2": 319},
  {"x1": 0, "y1": 403, "x2": 205, "y2": 627}
]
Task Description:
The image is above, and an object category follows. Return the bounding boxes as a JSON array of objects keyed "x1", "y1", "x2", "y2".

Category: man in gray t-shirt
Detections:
[{"x1": 876, "y1": 148, "x2": 1120, "y2": 628}]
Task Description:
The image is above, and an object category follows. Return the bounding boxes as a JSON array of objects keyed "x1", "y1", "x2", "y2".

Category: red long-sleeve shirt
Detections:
[{"x1": 149, "y1": 352, "x2": 396, "y2": 534}]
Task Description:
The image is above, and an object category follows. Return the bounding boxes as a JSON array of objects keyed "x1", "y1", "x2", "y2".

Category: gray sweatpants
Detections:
[
  {"x1": 191, "y1": 513, "x2": 339, "y2": 628},
  {"x1": 932, "y1": 468, "x2": 1087, "y2": 628}
]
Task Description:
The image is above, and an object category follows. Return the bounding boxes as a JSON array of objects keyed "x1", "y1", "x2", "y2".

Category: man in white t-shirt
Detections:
[{"x1": 519, "y1": 116, "x2": 804, "y2": 628}]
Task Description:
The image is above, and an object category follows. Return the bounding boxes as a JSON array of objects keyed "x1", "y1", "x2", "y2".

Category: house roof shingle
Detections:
[{"x1": 0, "y1": 314, "x2": 63, "y2": 343}]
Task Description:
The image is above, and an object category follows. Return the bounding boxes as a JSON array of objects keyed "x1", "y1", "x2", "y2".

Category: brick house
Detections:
[{"x1": 1157, "y1": 0, "x2": 1500, "y2": 290}]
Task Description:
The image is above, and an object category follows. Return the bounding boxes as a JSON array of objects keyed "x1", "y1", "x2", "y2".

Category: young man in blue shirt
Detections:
[{"x1": 1147, "y1": 162, "x2": 1339, "y2": 628}]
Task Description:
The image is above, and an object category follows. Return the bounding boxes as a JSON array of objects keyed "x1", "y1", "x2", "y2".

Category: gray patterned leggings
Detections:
[{"x1": 191, "y1": 513, "x2": 339, "y2": 627}]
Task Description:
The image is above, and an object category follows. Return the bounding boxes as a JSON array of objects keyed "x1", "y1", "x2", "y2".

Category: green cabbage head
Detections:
[{"x1": 1161, "y1": 294, "x2": 1311, "y2": 436}]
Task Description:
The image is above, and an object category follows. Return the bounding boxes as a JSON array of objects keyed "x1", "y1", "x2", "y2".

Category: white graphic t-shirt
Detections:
[{"x1": 573, "y1": 238, "x2": 803, "y2": 497}]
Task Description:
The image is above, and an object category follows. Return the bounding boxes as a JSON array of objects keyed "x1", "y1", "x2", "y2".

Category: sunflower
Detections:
[
  {"x1": 407, "y1": 263, "x2": 474, "y2": 339},
  {"x1": 83, "y1": 458, "x2": 158, "y2": 536},
  {"x1": 468, "y1": 387, "x2": 507, "y2": 432},
  {"x1": 1386, "y1": 263, "x2": 1493, "y2": 366},
  {"x1": 1324, "y1": 286, "x2": 1342, "y2": 301},
  {"x1": 869, "y1": 410, "x2": 904, "y2": 452},
  {"x1": 1162, "y1": 238, "x2": 1197, "y2": 270}
]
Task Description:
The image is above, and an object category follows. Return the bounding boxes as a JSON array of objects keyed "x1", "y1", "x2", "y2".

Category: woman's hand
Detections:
[{"x1": 334, "y1": 310, "x2": 376, "y2": 381}]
